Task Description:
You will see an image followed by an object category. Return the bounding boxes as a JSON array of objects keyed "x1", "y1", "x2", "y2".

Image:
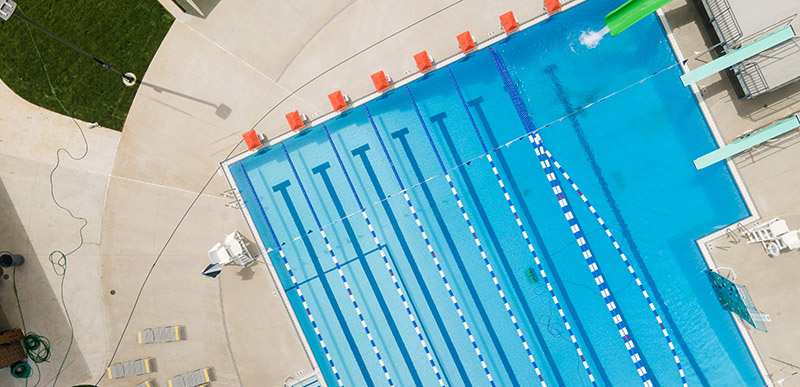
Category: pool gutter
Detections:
[
  {"x1": 218, "y1": 162, "x2": 327, "y2": 386},
  {"x1": 219, "y1": 2, "x2": 586, "y2": 385},
  {"x1": 222, "y1": 0, "x2": 587, "y2": 167},
  {"x1": 656, "y1": 8, "x2": 771, "y2": 386},
  {"x1": 218, "y1": 2, "x2": 767, "y2": 385}
]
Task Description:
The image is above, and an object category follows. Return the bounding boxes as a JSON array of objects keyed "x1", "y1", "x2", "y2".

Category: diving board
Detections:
[
  {"x1": 694, "y1": 115, "x2": 800, "y2": 169},
  {"x1": 681, "y1": 26, "x2": 796, "y2": 86}
]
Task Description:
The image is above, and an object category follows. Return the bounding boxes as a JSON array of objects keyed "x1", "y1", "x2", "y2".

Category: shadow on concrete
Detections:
[
  {"x1": 669, "y1": 0, "x2": 800, "y2": 126},
  {"x1": 140, "y1": 81, "x2": 232, "y2": 119},
  {"x1": 662, "y1": 0, "x2": 701, "y2": 29},
  {"x1": 732, "y1": 129, "x2": 800, "y2": 168},
  {"x1": 0, "y1": 307, "x2": 9, "y2": 331},
  {"x1": 0, "y1": 178, "x2": 92, "y2": 385},
  {"x1": 731, "y1": 82, "x2": 800, "y2": 120},
  {"x1": 234, "y1": 265, "x2": 255, "y2": 281},
  {"x1": 171, "y1": 0, "x2": 222, "y2": 19}
]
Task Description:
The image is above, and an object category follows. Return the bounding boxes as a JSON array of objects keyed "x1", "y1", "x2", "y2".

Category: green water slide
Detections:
[{"x1": 604, "y1": 0, "x2": 673, "y2": 37}]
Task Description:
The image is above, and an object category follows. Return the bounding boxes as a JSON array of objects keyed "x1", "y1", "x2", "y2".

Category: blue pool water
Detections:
[{"x1": 230, "y1": 0, "x2": 764, "y2": 385}]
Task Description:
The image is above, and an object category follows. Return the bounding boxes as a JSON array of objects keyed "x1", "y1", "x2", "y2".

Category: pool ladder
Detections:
[
  {"x1": 725, "y1": 225, "x2": 743, "y2": 243},
  {"x1": 221, "y1": 189, "x2": 241, "y2": 209}
]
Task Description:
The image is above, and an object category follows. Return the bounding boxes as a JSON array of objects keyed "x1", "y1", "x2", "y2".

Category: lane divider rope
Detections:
[
  {"x1": 322, "y1": 123, "x2": 446, "y2": 386},
  {"x1": 281, "y1": 143, "x2": 395, "y2": 386},
  {"x1": 535, "y1": 135, "x2": 688, "y2": 387},
  {"x1": 490, "y1": 47, "x2": 653, "y2": 387},
  {"x1": 364, "y1": 104, "x2": 497, "y2": 386},
  {"x1": 530, "y1": 135, "x2": 652, "y2": 386},
  {"x1": 447, "y1": 65, "x2": 597, "y2": 387},
  {"x1": 237, "y1": 162, "x2": 344, "y2": 387},
  {"x1": 405, "y1": 85, "x2": 546, "y2": 386}
]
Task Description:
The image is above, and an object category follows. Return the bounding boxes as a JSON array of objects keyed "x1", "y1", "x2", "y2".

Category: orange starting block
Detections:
[
  {"x1": 328, "y1": 90, "x2": 349, "y2": 112},
  {"x1": 285, "y1": 111, "x2": 305, "y2": 131},
  {"x1": 242, "y1": 129, "x2": 262, "y2": 151},
  {"x1": 371, "y1": 70, "x2": 391, "y2": 92},
  {"x1": 500, "y1": 11, "x2": 519, "y2": 33},
  {"x1": 457, "y1": 31, "x2": 476, "y2": 53},
  {"x1": 545, "y1": 0, "x2": 562, "y2": 14},
  {"x1": 414, "y1": 51, "x2": 434, "y2": 73}
]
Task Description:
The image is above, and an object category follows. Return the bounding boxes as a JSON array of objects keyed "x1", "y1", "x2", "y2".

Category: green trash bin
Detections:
[{"x1": 10, "y1": 360, "x2": 31, "y2": 378}]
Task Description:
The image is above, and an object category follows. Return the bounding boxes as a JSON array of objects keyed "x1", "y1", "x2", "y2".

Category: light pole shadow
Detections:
[{"x1": 140, "y1": 81, "x2": 232, "y2": 120}]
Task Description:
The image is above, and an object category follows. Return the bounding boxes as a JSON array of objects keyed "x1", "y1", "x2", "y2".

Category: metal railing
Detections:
[
  {"x1": 735, "y1": 61, "x2": 770, "y2": 98},
  {"x1": 739, "y1": 14, "x2": 797, "y2": 46},
  {"x1": 221, "y1": 188, "x2": 242, "y2": 209},
  {"x1": 706, "y1": 0, "x2": 743, "y2": 46}
]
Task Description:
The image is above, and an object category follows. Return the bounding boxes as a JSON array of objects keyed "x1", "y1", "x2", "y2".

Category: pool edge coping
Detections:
[
  {"x1": 219, "y1": 161, "x2": 327, "y2": 386},
  {"x1": 218, "y1": 3, "x2": 587, "y2": 385},
  {"x1": 217, "y1": 2, "x2": 770, "y2": 385},
  {"x1": 656, "y1": 8, "x2": 771, "y2": 387},
  {"x1": 221, "y1": 0, "x2": 587, "y2": 167}
]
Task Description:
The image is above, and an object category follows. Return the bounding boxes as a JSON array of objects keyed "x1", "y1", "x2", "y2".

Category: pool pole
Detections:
[{"x1": 604, "y1": 0, "x2": 673, "y2": 37}]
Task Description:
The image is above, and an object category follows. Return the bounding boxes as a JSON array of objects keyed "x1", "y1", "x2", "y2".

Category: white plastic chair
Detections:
[
  {"x1": 208, "y1": 242, "x2": 232, "y2": 265},
  {"x1": 744, "y1": 218, "x2": 800, "y2": 256},
  {"x1": 223, "y1": 230, "x2": 254, "y2": 266},
  {"x1": 780, "y1": 230, "x2": 800, "y2": 250}
]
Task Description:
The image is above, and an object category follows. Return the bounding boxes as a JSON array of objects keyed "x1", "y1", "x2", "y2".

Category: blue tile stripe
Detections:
[
  {"x1": 237, "y1": 162, "x2": 344, "y2": 387},
  {"x1": 535, "y1": 135, "x2": 688, "y2": 387},
  {"x1": 364, "y1": 104, "x2": 497, "y2": 386},
  {"x1": 281, "y1": 143, "x2": 395, "y2": 386},
  {"x1": 489, "y1": 47, "x2": 653, "y2": 387},
  {"x1": 446, "y1": 66, "x2": 598, "y2": 387},
  {"x1": 321, "y1": 124, "x2": 446, "y2": 386},
  {"x1": 405, "y1": 85, "x2": 547, "y2": 386}
]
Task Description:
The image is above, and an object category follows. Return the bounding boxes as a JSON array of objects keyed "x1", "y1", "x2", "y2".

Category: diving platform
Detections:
[
  {"x1": 681, "y1": 25, "x2": 796, "y2": 86},
  {"x1": 697, "y1": 0, "x2": 800, "y2": 97},
  {"x1": 694, "y1": 115, "x2": 800, "y2": 169}
]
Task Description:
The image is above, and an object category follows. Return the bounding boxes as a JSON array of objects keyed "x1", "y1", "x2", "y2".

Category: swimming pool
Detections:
[{"x1": 228, "y1": 0, "x2": 764, "y2": 385}]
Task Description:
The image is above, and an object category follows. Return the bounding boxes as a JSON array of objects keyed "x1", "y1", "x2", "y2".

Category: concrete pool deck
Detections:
[
  {"x1": 663, "y1": 0, "x2": 800, "y2": 385},
  {"x1": 0, "y1": 1, "x2": 580, "y2": 386},
  {"x1": 0, "y1": 0, "x2": 798, "y2": 385}
]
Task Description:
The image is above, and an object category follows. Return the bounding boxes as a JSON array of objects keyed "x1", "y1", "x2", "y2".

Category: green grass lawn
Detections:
[{"x1": 0, "y1": 1, "x2": 174, "y2": 131}]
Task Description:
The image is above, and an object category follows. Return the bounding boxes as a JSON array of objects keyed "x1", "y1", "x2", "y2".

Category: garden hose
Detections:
[
  {"x1": 11, "y1": 361, "x2": 32, "y2": 378},
  {"x1": 22, "y1": 333, "x2": 51, "y2": 363},
  {"x1": 3, "y1": 14, "x2": 87, "y2": 386}
]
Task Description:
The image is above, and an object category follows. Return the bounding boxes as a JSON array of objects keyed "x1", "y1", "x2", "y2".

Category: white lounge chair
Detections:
[
  {"x1": 107, "y1": 358, "x2": 152, "y2": 379},
  {"x1": 168, "y1": 367, "x2": 212, "y2": 387},
  {"x1": 744, "y1": 218, "x2": 800, "y2": 256},
  {"x1": 138, "y1": 326, "x2": 185, "y2": 344}
]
